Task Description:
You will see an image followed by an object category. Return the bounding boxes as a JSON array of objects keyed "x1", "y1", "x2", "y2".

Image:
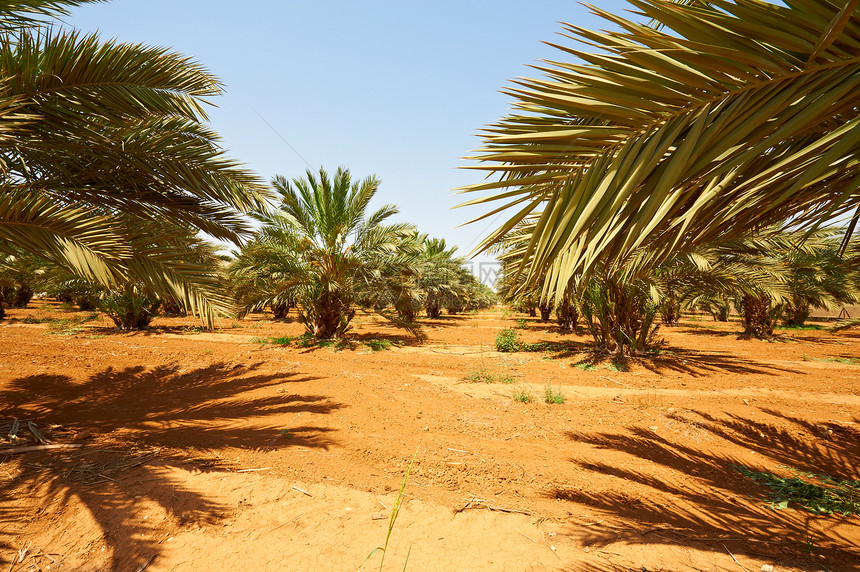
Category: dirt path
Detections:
[{"x1": 1, "y1": 303, "x2": 858, "y2": 571}]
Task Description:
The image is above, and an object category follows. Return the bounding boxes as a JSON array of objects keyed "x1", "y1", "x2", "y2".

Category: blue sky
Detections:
[{"x1": 66, "y1": 1, "x2": 634, "y2": 266}]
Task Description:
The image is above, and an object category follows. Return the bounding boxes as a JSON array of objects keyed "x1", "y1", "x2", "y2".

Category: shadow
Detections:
[
  {"x1": 634, "y1": 347, "x2": 802, "y2": 377},
  {"x1": 676, "y1": 325, "x2": 742, "y2": 338},
  {"x1": 555, "y1": 410, "x2": 860, "y2": 570},
  {"x1": 350, "y1": 331, "x2": 423, "y2": 348},
  {"x1": 0, "y1": 363, "x2": 339, "y2": 569}
]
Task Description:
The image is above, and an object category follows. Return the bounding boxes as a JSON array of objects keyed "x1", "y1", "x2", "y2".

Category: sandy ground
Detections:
[{"x1": 1, "y1": 302, "x2": 858, "y2": 571}]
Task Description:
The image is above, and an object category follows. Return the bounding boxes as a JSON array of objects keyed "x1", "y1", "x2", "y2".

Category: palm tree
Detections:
[
  {"x1": 0, "y1": 1, "x2": 269, "y2": 326},
  {"x1": 235, "y1": 167, "x2": 414, "y2": 339},
  {"x1": 461, "y1": 0, "x2": 860, "y2": 301}
]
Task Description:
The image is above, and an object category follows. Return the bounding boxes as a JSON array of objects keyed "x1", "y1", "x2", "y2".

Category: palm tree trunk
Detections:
[
  {"x1": 742, "y1": 295, "x2": 774, "y2": 338},
  {"x1": 539, "y1": 304, "x2": 551, "y2": 322}
]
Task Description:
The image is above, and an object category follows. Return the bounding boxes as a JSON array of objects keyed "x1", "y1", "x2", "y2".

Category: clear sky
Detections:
[{"x1": 66, "y1": 0, "x2": 634, "y2": 268}]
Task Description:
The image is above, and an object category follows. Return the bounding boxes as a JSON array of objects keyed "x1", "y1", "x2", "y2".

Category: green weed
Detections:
[
  {"x1": 511, "y1": 387, "x2": 534, "y2": 403},
  {"x1": 181, "y1": 325, "x2": 205, "y2": 335},
  {"x1": 779, "y1": 324, "x2": 826, "y2": 330},
  {"x1": 544, "y1": 386, "x2": 566, "y2": 404},
  {"x1": 45, "y1": 312, "x2": 99, "y2": 336},
  {"x1": 366, "y1": 450, "x2": 417, "y2": 571},
  {"x1": 364, "y1": 339, "x2": 400, "y2": 351},
  {"x1": 803, "y1": 355, "x2": 860, "y2": 365},
  {"x1": 495, "y1": 328, "x2": 524, "y2": 352},
  {"x1": 466, "y1": 365, "x2": 495, "y2": 383},
  {"x1": 735, "y1": 465, "x2": 860, "y2": 516}
]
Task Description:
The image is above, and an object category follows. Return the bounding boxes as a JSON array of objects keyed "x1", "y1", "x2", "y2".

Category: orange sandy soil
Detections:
[{"x1": 1, "y1": 301, "x2": 858, "y2": 572}]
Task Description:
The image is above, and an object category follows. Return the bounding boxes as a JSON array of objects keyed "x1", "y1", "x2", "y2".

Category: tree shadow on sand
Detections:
[
  {"x1": 552, "y1": 409, "x2": 859, "y2": 571},
  {"x1": 636, "y1": 347, "x2": 803, "y2": 377},
  {"x1": 0, "y1": 362, "x2": 341, "y2": 570}
]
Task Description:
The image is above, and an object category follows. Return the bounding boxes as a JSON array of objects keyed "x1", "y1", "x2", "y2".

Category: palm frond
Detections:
[{"x1": 462, "y1": 0, "x2": 860, "y2": 300}]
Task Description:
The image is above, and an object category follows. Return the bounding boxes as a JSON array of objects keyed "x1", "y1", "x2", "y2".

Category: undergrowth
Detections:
[
  {"x1": 735, "y1": 465, "x2": 860, "y2": 516},
  {"x1": 45, "y1": 312, "x2": 100, "y2": 336},
  {"x1": 465, "y1": 364, "x2": 516, "y2": 384}
]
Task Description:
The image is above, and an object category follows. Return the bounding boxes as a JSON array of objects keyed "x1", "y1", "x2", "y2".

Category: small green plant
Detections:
[
  {"x1": 544, "y1": 385, "x2": 566, "y2": 404},
  {"x1": 45, "y1": 312, "x2": 99, "y2": 336},
  {"x1": 495, "y1": 328, "x2": 524, "y2": 352},
  {"x1": 497, "y1": 374, "x2": 516, "y2": 384},
  {"x1": 364, "y1": 339, "x2": 399, "y2": 351},
  {"x1": 511, "y1": 386, "x2": 534, "y2": 403},
  {"x1": 803, "y1": 355, "x2": 860, "y2": 365},
  {"x1": 779, "y1": 324, "x2": 826, "y2": 330},
  {"x1": 100, "y1": 289, "x2": 160, "y2": 330},
  {"x1": 180, "y1": 325, "x2": 205, "y2": 335},
  {"x1": 295, "y1": 333, "x2": 316, "y2": 348},
  {"x1": 201, "y1": 349, "x2": 213, "y2": 355},
  {"x1": 269, "y1": 336, "x2": 295, "y2": 346},
  {"x1": 21, "y1": 315, "x2": 49, "y2": 324},
  {"x1": 280, "y1": 429, "x2": 293, "y2": 439},
  {"x1": 317, "y1": 338, "x2": 352, "y2": 351},
  {"x1": 515, "y1": 318, "x2": 528, "y2": 329},
  {"x1": 735, "y1": 465, "x2": 860, "y2": 516},
  {"x1": 466, "y1": 364, "x2": 495, "y2": 383},
  {"x1": 573, "y1": 360, "x2": 597, "y2": 371},
  {"x1": 366, "y1": 450, "x2": 417, "y2": 571}
]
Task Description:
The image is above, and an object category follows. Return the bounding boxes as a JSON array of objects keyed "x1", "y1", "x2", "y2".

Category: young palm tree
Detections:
[
  {"x1": 0, "y1": 1, "x2": 269, "y2": 326},
  {"x1": 235, "y1": 167, "x2": 414, "y2": 339}
]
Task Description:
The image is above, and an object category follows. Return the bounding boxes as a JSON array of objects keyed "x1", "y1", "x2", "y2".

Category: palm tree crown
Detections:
[{"x1": 461, "y1": 0, "x2": 860, "y2": 301}]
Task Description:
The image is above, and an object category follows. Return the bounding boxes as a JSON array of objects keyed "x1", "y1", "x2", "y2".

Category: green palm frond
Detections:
[
  {"x1": 0, "y1": 184, "x2": 127, "y2": 283},
  {"x1": 0, "y1": 15, "x2": 271, "y2": 325},
  {"x1": 0, "y1": 0, "x2": 105, "y2": 30},
  {"x1": 462, "y1": 0, "x2": 860, "y2": 300}
]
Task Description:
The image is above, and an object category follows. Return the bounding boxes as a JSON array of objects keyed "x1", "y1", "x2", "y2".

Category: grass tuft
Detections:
[
  {"x1": 511, "y1": 386, "x2": 533, "y2": 403},
  {"x1": 466, "y1": 365, "x2": 495, "y2": 383},
  {"x1": 544, "y1": 385, "x2": 566, "y2": 404}
]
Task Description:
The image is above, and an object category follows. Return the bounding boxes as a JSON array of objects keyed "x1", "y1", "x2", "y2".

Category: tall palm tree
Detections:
[
  {"x1": 0, "y1": 1, "x2": 269, "y2": 326},
  {"x1": 461, "y1": 0, "x2": 860, "y2": 301}
]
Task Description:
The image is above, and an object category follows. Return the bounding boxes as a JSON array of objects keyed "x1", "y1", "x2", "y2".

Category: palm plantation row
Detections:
[
  {"x1": 2, "y1": 0, "x2": 860, "y2": 351},
  {"x1": 2, "y1": 166, "x2": 494, "y2": 336},
  {"x1": 497, "y1": 227, "x2": 859, "y2": 354}
]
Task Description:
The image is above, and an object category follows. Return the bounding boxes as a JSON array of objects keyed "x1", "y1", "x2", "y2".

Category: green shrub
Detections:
[
  {"x1": 495, "y1": 328, "x2": 523, "y2": 352},
  {"x1": 100, "y1": 288, "x2": 161, "y2": 330}
]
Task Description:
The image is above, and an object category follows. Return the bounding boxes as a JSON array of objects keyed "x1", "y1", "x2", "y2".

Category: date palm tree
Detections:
[
  {"x1": 233, "y1": 167, "x2": 414, "y2": 338},
  {"x1": 462, "y1": 0, "x2": 860, "y2": 302},
  {"x1": 0, "y1": 1, "x2": 268, "y2": 326}
]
